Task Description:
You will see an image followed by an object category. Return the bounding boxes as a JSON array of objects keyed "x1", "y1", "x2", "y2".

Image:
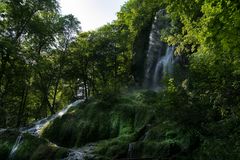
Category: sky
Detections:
[{"x1": 59, "y1": 0, "x2": 127, "y2": 31}]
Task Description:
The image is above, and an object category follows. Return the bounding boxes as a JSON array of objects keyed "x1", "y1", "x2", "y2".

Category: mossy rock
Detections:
[
  {"x1": 0, "y1": 129, "x2": 19, "y2": 160},
  {"x1": 127, "y1": 141, "x2": 182, "y2": 159},
  {"x1": 40, "y1": 90, "x2": 205, "y2": 159},
  {"x1": 94, "y1": 134, "x2": 135, "y2": 159},
  {"x1": 30, "y1": 144, "x2": 68, "y2": 160},
  {"x1": 0, "y1": 130, "x2": 68, "y2": 160},
  {"x1": 11, "y1": 133, "x2": 68, "y2": 160},
  {"x1": 42, "y1": 91, "x2": 159, "y2": 148},
  {"x1": 4, "y1": 90, "x2": 240, "y2": 159}
]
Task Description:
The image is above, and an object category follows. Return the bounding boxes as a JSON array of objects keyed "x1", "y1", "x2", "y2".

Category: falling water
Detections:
[
  {"x1": 8, "y1": 133, "x2": 23, "y2": 160},
  {"x1": 0, "y1": 128, "x2": 6, "y2": 133},
  {"x1": 128, "y1": 143, "x2": 135, "y2": 159},
  {"x1": 20, "y1": 99, "x2": 83, "y2": 136},
  {"x1": 63, "y1": 149, "x2": 84, "y2": 160},
  {"x1": 153, "y1": 46, "x2": 174, "y2": 89},
  {"x1": 8, "y1": 99, "x2": 83, "y2": 159},
  {"x1": 144, "y1": 10, "x2": 175, "y2": 89},
  {"x1": 63, "y1": 143, "x2": 95, "y2": 160}
]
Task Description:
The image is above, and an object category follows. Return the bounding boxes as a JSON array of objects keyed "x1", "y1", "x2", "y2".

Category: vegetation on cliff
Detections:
[{"x1": 1, "y1": 0, "x2": 240, "y2": 159}]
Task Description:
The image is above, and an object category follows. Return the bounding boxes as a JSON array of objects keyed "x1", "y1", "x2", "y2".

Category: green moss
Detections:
[
  {"x1": 94, "y1": 134, "x2": 135, "y2": 159},
  {"x1": 4, "y1": 90, "x2": 240, "y2": 159},
  {"x1": 11, "y1": 133, "x2": 68, "y2": 160},
  {"x1": 13, "y1": 134, "x2": 47, "y2": 160},
  {"x1": 30, "y1": 144, "x2": 68, "y2": 160},
  {"x1": 0, "y1": 142, "x2": 11, "y2": 159},
  {"x1": 42, "y1": 90, "x2": 240, "y2": 159},
  {"x1": 0, "y1": 130, "x2": 19, "y2": 160},
  {"x1": 42, "y1": 92, "x2": 153, "y2": 147},
  {"x1": 40, "y1": 91, "x2": 161, "y2": 159}
]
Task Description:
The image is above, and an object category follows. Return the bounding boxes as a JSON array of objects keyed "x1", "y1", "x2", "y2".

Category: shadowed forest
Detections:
[{"x1": 1, "y1": 0, "x2": 240, "y2": 159}]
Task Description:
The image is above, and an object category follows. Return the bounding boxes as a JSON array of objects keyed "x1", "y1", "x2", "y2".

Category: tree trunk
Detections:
[
  {"x1": 83, "y1": 77, "x2": 88, "y2": 99},
  {"x1": 16, "y1": 84, "x2": 28, "y2": 127},
  {"x1": 52, "y1": 75, "x2": 60, "y2": 111},
  {"x1": 38, "y1": 72, "x2": 55, "y2": 116},
  {"x1": 47, "y1": 98, "x2": 55, "y2": 115},
  {"x1": 114, "y1": 55, "x2": 118, "y2": 92}
]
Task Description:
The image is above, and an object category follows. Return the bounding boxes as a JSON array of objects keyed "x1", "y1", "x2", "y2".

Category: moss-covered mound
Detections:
[
  {"x1": 42, "y1": 91, "x2": 158, "y2": 148},
  {"x1": 0, "y1": 130, "x2": 68, "y2": 160},
  {"x1": 41, "y1": 91, "x2": 199, "y2": 159},
  {"x1": 3, "y1": 90, "x2": 240, "y2": 160},
  {"x1": 94, "y1": 121, "x2": 200, "y2": 160},
  {"x1": 41, "y1": 90, "x2": 240, "y2": 160},
  {"x1": 0, "y1": 129, "x2": 19, "y2": 159}
]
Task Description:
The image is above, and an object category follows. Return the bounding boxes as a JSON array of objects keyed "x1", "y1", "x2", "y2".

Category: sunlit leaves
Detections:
[
  {"x1": 0, "y1": 0, "x2": 81, "y2": 127},
  {"x1": 162, "y1": 0, "x2": 240, "y2": 117}
]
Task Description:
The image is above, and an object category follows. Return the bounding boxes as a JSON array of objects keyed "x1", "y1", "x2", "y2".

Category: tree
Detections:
[
  {"x1": 0, "y1": 0, "x2": 81, "y2": 127},
  {"x1": 163, "y1": 0, "x2": 240, "y2": 117}
]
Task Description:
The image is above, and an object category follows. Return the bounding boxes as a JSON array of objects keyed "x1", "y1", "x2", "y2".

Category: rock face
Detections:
[
  {"x1": 144, "y1": 10, "x2": 171, "y2": 89},
  {"x1": 132, "y1": 20, "x2": 153, "y2": 86}
]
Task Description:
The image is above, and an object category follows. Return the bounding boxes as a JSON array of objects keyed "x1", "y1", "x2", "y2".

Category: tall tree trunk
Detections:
[
  {"x1": 47, "y1": 97, "x2": 55, "y2": 115},
  {"x1": 38, "y1": 72, "x2": 55, "y2": 116},
  {"x1": 114, "y1": 55, "x2": 118, "y2": 92},
  {"x1": 39, "y1": 94, "x2": 47, "y2": 118},
  {"x1": 16, "y1": 84, "x2": 28, "y2": 127},
  {"x1": 0, "y1": 51, "x2": 10, "y2": 87},
  {"x1": 52, "y1": 75, "x2": 60, "y2": 111},
  {"x1": 52, "y1": 51, "x2": 65, "y2": 110},
  {"x1": 39, "y1": 92, "x2": 55, "y2": 117},
  {"x1": 83, "y1": 77, "x2": 88, "y2": 99}
]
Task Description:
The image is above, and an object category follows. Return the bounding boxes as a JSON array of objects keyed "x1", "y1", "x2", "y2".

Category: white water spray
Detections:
[{"x1": 153, "y1": 46, "x2": 174, "y2": 88}]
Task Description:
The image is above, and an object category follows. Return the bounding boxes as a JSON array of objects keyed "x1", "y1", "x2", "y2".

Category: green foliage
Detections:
[
  {"x1": 158, "y1": 0, "x2": 240, "y2": 137},
  {"x1": 39, "y1": 90, "x2": 200, "y2": 159},
  {"x1": 0, "y1": 130, "x2": 19, "y2": 159},
  {"x1": 67, "y1": 23, "x2": 132, "y2": 96},
  {"x1": 117, "y1": 0, "x2": 163, "y2": 37},
  {"x1": 0, "y1": 0, "x2": 80, "y2": 127},
  {"x1": 1, "y1": 0, "x2": 240, "y2": 159},
  {"x1": 42, "y1": 91, "x2": 159, "y2": 147}
]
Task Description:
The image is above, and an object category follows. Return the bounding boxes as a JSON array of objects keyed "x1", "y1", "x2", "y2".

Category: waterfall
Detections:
[
  {"x1": 8, "y1": 133, "x2": 23, "y2": 160},
  {"x1": 153, "y1": 46, "x2": 174, "y2": 89},
  {"x1": 0, "y1": 128, "x2": 6, "y2": 133},
  {"x1": 144, "y1": 10, "x2": 175, "y2": 89},
  {"x1": 19, "y1": 99, "x2": 83, "y2": 136},
  {"x1": 8, "y1": 99, "x2": 83, "y2": 159},
  {"x1": 128, "y1": 143, "x2": 135, "y2": 159}
]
